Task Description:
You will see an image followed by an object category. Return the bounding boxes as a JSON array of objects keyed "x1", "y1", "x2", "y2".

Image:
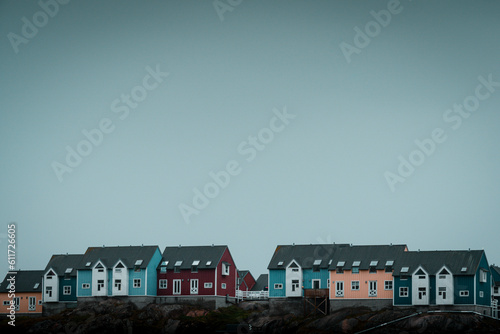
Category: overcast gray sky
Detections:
[{"x1": 1, "y1": 0, "x2": 499, "y2": 281}]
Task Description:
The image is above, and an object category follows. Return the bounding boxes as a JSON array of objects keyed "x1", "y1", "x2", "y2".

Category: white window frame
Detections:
[
  {"x1": 63, "y1": 286, "x2": 71, "y2": 295},
  {"x1": 384, "y1": 280, "x2": 393, "y2": 290},
  {"x1": 222, "y1": 263, "x2": 230, "y2": 276},
  {"x1": 3, "y1": 301, "x2": 10, "y2": 306},
  {"x1": 82, "y1": 283, "x2": 90, "y2": 289},
  {"x1": 204, "y1": 282, "x2": 213, "y2": 288},
  {"x1": 351, "y1": 281, "x2": 360, "y2": 291},
  {"x1": 221, "y1": 283, "x2": 226, "y2": 289},
  {"x1": 399, "y1": 287, "x2": 409, "y2": 297},
  {"x1": 312, "y1": 279, "x2": 321, "y2": 289},
  {"x1": 480, "y1": 270, "x2": 488, "y2": 283},
  {"x1": 133, "y1": 279, "x2": 141, "y2": 288},
  {"x1": 159, "y1": 279, "x2": 167, "y2": 289},
  {"x1": 459, "y1": 290, "x2": 469, "y2": 297},
  {"x1": 274, "y1": 283, "x2": 283, "y2": 289},
  {"x1": 479, "y1": 291, "x2": 484, "y2": 298}
]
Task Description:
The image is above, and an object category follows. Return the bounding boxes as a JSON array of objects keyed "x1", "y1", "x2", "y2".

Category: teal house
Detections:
[
  {"x1": 393, "y1": 250, "x2": 492, "y2": 315},
  {"x1": 76, "y1": 245, "x2": 162, "y2": 303},
  {"x1": 267, "y1": 244, "x2": 341, "y2": 297}
]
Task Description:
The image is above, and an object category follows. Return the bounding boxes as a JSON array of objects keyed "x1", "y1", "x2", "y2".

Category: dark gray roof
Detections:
[
  {"x1": 490, "y1": 265, "x2": 500, "y2": 285},
  {"x1": 393, "y1": 250, "x2": 486, "y2": 276},
  {"x1": 0, "y1": 270, "x2": 44, "y2": 292},
  {"x1": 251, "y1": 274, "x2": 268, "y2": 291},
  {"x1": 78, "y1": 245, "x2": 160, "y2": 270},
  {"x1": 44, "y1": 254, "x2": 85, "y2": 276},
  {"x1": 327, "y1": 244, "x2": 408, "y2": 270},
  {"x1": 159, "y1": 245, "x2": 229, "y2": 270},
  {"x1": 268, "y1": 244, "x2": 346, "y2": 270}
]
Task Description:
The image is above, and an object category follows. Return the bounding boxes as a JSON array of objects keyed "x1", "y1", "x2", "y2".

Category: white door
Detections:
[
  {"x1": 190, "y1": 279, "x2": 198, "y2": 294},
  {"x1": 173, "y1": 279, "x2": 181, "y2": 295},
  {"x1": 369, "y1": 281, "x2": 377, "y2": 297},
  {"x1": 29, "y1": 297, "x2": 36, "y2": 311},
  {"x1": 335, "y1": 281, "x2": 344, "y2": 297}
]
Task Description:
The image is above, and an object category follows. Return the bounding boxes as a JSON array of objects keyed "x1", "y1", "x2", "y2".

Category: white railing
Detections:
[{"x1": 236, "y1": 290, "x2": 269, "y2": 300}]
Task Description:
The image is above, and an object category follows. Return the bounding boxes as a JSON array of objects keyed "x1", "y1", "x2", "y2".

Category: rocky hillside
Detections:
[{"x1": 1, "y1": 299, "x2": 498, "y2": 333}]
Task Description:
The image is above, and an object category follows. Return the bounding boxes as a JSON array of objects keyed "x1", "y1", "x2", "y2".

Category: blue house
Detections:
[
  {"x1": 76, "y1": 245, "x2": 162, "y2": 305},
  {"x1": 393, "y1": 250, "x2": 492, "y2": 315},
  {"x1": 43, "y1": 254, "x2": 84, "y2": 304},
  {"x1": 267, "y1": 244, "x2": 342, "y2": 297}
]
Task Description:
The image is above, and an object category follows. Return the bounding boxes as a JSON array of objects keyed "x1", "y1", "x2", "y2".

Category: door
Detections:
[
  {"x1": 369, "y1": 281, "x2": 377, "y2": 297},
  {"x1": 418, "y1": 287, "x2": 426, "y2": 300},
  {"x1": 190, "y1": 279, "x2": 198, "y2": 294},
  {"x1": 173, "y1": 279, "x2": 181, "y2": 295},
  {"x1": 335, "y1": 281, "x2": 344, "y2": 297},
  {"x1": 291, "y1": 279, "x2": 300, "y2": 292},
  {"x1": 29, "y1": 297, "x2": 36, "y2": 311},
  {"x1": 312, "y1": 279, "x2": 320, "y2": 289}
]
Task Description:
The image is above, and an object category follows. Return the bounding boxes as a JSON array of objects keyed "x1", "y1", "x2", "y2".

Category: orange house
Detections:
[
  {"x1": 0, "y1": 270, "x2": 44, "y2": 315},
  {"x1": 329, "y1": 245, "x2": 408, "y2": 310}
]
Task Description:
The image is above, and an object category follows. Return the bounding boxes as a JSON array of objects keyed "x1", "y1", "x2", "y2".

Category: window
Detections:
[
  {"x1": 399, "y1": 287, "x2": 408, "y2": 297},
  {"x1": 160, "y1": 267, "x2": 167, "y2": 273},
  {"x1": 85, "y1": 262, "x2": 91, "y2": 267},
  {"x1": 206, "y1": 261, "x2": 212, "y2": 266},
  {"x1": 480, "y1": 270, "x2": 488, "y2": 283},
  {"x1": 63, "y1": 286, "x2": 71, "y2": 295},
  {"x1": 191, "y1": 260, "x2": 199, "y2": 273},
  {"x1": 114, "y1": 279, "x2": 122, "y2": 291},
  {"x1": 352, "y1": 261, "x2": 361, "y2": 267},
  {"x1": 459, "y1": 290, "x2": 469, "y2": 297},
  {"x1": 352, "y1": 267, "x2": 359, "y2": 274},
  {"x1": 418, "y1": 275, "x2": 426, "y2": 279},
  {"x1": 401, "y1": 267, "x2": 409, "y2": 273},
  {"x1": 384, "y1": 280, "x2": 393, "y2": 290},
  {"x1": 494, "y1": 287, "x2": 499, "y2": 294},
  {"x1": 400, "y1": 275, "x2": 408, "y2": 280},
  {"x1": 133, "y1": 279, "x2": 141, "y2": 288},
  {"x1": 33, "y1": 283, "x2": 40, "y2": 289},
  {"x1": 204, "y1": 282, "x2": 213, "y2": 288},
  {"x1": 327, "y1": 279, "x2": 330, "y2": 288},
  {"x1": 29, "y1": 297, "x2": 36, "y2": 311},
  {"x1": 274, "y1": 283, "x2": 283, "y2": 289},
  {"x1": 369, "y1": 281, "x2": 377, "y2": 296},
  {"x1": 221, "y1": 283, "x2": 226, "y2": 289},
  {"x1": 385, "y1": 260, "x2": 394, "y2": 273},
  {"x1": 97, "y1": 280, "x2": 105, "y2": 291},
  {"x1": 479, "y1": 291, "x2": 484, "y2": 298},
  {"x1": 159, "y1": 279, "x2": 167, "y2": 289},
  {"x1": 222, "y1": 262, "x2": 230, "y2": 276},
  {"x1": 335, "y1": 281, "x2": 344, "y2": 297},
  {"x1": 38, "y1": 300, "x2": 42, "y2": 305},
  {"x1": 46, "y1": 276, "x2": 52, "y2": 280},
  {"x1": 45, "y1": 286, "x2": 53, "y2": 297},
  {"x1": 82, "y1": 283, "x2": 90, "y2": 289},
  {"x1": 174, "y1": 261, "x2": 182, "y2": 273},
  {"x1": 461, "y1": 267, "x2": 467, "y2": 273},
  {"x1": 439, "y1": 275, "x2": 446, "y2": 279},
  {"x1": 173, "y1": 279, "x2": 181, "y2": 294},
  {"x1": 351, "y1": 281, "x2": 360, "y2": 290},
  {"x1": 369, "y1": 262, "x2": 377, "y2": 273},
  {"x1": 3, "y1": 301, "x2": 10, "y2": 306},
  {"x1": 313, "y1": 259, "x2": 321, "y2": 271},
  {"x1": 277, "y1": 261, "x2": 283, "y2": 266}
]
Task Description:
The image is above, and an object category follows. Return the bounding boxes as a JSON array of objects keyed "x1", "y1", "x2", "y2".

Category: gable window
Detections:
[
  {"x1": 96, "y1": 263, "x2": 104, "y2": 273},
  {"x1": 399, "y1": 287, "x2": 408, "y2": 297},
  {"x1": 222, "y1": 262, "x2": 230, "y2": 276},
  {"x1": 159, "y1": 279, "x2": 167, "y2": 289},
  {"x1": 351, "y1": 281, "x2": 360, "y2": 291},
  {"x1": 384, "y1": 280, "x2": 393, "y2": 290},
  {"x1": 204, "y1": 282, "x2": 213, "y2": 288},
  {"x1": 133, "y1": 279, "x2": 141, "y2": 288},
  {"x1": 115, "y1": 262, "x2": 124, "y2": 273},
  {"x1": 63, "y1": 286, "x2": 71, "y2": 295},
  {"x1": 480, "y1": 270, "x2": 488, "y2": 283},
  {"x1": 82, "y1": 283, "x2": 90, "y2": 289},
  {"x1": 459, "y1": 290, "x2": 469, "y2": 297},
  {"x1": 274, "y1": 283, "x2": 283, "y2": 289}
]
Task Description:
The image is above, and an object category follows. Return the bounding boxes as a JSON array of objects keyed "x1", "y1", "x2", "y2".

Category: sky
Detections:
[{"x1": 1, "y1": 0, "x2": 499, "y2": 282}]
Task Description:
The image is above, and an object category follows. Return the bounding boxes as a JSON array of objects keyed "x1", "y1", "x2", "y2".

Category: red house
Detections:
[
  {"x1": 237, "y1": 270, "x2": 256, "y2": 291},
  {"x1": 157, "y1": 245, "x2": 238, "y2": 308}
]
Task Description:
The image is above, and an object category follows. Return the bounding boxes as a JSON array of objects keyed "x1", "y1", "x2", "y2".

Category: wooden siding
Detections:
[
  {"x1": 475, "y1": 253, "x2": 491, "y2": 306},
  {"x1": 129, "y1": 269, "x2": 146, "y2": 296},
  {"x1": 59, "y1": 277, "x2": 77, "y2": 301},
  {"x1": 0, "y1": 292, "x2": 42, "y2": 314},
  {"x1": 217, "y1": 248, "x2": 237, "y2": 297},
  {"x1": 157, "y1": 268, "x2": 216, "y2": 296},
  {"x1": 330, "y1": 269, "x2": 394, "y2": 299},
  {"x1": 145, "y1": 249, "x2": 162, "y2": 295},
  {"x1": 393, "y1": 277, "x2": 412, "y2": 305},
  {"x1": 269, "y1": 269, "x2": 286, "y2": 297},
  {"x1": 303, "y1": 269, "x2": 329, "y2": 290},
  {"x1": 77, "y1": 270, "x2": 92, "y2": 297},
  {"x1": 454, "y1": 276, "x2": 474, "y2": 304}
]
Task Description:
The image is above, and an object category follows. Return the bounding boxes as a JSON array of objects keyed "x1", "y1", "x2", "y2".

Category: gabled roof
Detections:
[
  {"x1": 267, "y1": 244, "x2": 348, "y2": 270},
  {"x1": 44, "y1": 254, "x2": 85, "y2": 276},
  {"x1": 0, "y1": 270, "x2": 44, "y2": 292},
  {"x1": 327, "y1": 244, "x2": 408, "y2": 270},
  {"x1": 77, "y1": 245, "x2": 160, "y2": 270},
  {"x1": 159, "y1": 245, "x2": 228, "y2": 270},
  {"x1": 393, "y1": 250, "x2": 486, "y2": 276},
  {"x1": 251, "y1": 274, "x2": 268, "y2": 291},
  {"x1": 490, "y1": 265, "x2": 500, "y2": 285},
  {"x1": 238, "y1": 270, "x2": 250, "y2": 280}
]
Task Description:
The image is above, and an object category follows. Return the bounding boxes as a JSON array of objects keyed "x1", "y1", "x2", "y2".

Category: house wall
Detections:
[
  {"x1": 43, "y1": 273, "x2": 58, "y2": 302},
  {"x1": 129, "y1": 269, "x2": 146, "y2": 296},
  {"x1": 146, "y1": 249, "x2": 162, "y2": 295},
  {"x1": 157, "y1": 268, "x2": 217, "y2": 296},
  {"x1": 59, "y1": 276, "x2": 77, "y2": 302},
  {"x1": 475, "y1": 254, "x2": 491, "y2": 306},
  {"x1": 77, "y1": 270, "x2": 92, "y2": 297},
  {"x1": 217, "y1": 248, "x2": 237, "y2": 297},
  {"x1": 303, "y1": 268, "x2": 329, "y2": 290},
  {"x1": 269, "y1": 269, "x2": 286, "y2": 297},
  {"x1": 393, "y1": 277, "x2": 412, "y2": 305},
  {"x1": 454, "y1": 275, "x2": 475, "y2": 305},
  {"x1": 330, "y1": 269, "x2": 394, "y2": 300},
  {"x1": 0, "y1": 292, "x2": 42, "y2": 314}
]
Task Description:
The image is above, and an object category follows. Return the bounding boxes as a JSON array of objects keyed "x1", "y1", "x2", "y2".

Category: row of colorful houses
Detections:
[{"x1": 1, "y1": 243, "x2": 499, "y2": 316}]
